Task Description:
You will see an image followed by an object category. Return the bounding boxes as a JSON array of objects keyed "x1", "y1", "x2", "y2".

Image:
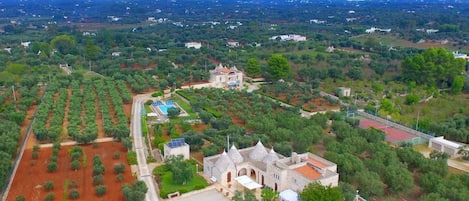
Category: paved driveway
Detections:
[{"x1": 170, "y1": 189, "x2": 230, "y2": 201}]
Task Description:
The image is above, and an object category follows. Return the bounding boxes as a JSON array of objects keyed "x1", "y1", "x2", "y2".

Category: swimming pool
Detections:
[{"x1": 158, "y1": 105, "x2": 176, "y2": 115}]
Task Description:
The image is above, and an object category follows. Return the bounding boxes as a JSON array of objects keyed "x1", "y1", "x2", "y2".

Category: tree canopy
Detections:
[
  {"x1": 267, "y1": 54, "x2": 291, "y2": 80},
  {"x1": 50, "y1": 35, "x2": 76, "y2": 55},
  {"x1": 299, "y1": 183, "x2": 344, "y2": 201},
  {"x1": 401, "y1": 48, "x2": 466, "y2": 92}
]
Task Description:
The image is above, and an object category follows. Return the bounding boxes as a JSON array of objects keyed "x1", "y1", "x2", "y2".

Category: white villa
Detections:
[
  {"x1": 185, "y1": 42, "x2": 202, "y2": 49},
  {"x1": 365, "y1": 27, "x2": 391, "y2": 34},
  {"x1": 203, "y1": 141, "x2": 339, "y2": 193},
  {"x1": 270, "y1": 34, "x2": 307, "y2": 42},
  {"x1": 209, "y1": 63, "x2": 243, "y2": 89}
]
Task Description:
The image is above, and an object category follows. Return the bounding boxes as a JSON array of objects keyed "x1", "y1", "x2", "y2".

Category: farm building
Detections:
[
  {"x1": 429, "y1": 136, "x2": 462, "y2": 156},
  {"x1": 164, "y1": 138, "x2": 190, "y2": 160},
  {"x1": 203, "y1": 141, "x2": 339, "y2": 193}
]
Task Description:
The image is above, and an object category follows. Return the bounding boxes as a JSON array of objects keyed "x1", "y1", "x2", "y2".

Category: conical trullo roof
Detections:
[
  {"x1": 249, "y1": 140, "x2": 268, "y2": 161},
  {"x1": 215, "y1": 150, "x2": 235, "y2": 172},
  {"x1": 228, "y1": 145, "x2": 243, "y2": 164},
  {"x1": 263, "y1": 148, "x2": 279, "y2": 164}
]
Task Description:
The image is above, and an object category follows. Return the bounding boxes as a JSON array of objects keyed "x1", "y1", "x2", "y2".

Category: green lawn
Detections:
[
  {"x1": 155, "y1": 164, "x2": 207, "y2": 198},
  {"x1": 173, "y1": 95, "x2": 198, "y2": 118}
]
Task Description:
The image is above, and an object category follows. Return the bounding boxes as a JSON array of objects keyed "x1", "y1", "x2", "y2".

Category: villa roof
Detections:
[
  {"x1": 262, "y1": 148, "x2": 279, "y2": 164},
  {"x1": 249, "y1": 141, "x2": 268, "y2": 161},
  {"x1": 214, "y1": 151, "x2": 235, "y2": 172},
  {"x1": 294, "y1": 165, "x2": 322, "y2": 179},
  {"x1": 306, "y1": 157, "x2": 327, "y2": 169},
  {"x1": 228, "y1": 145, "x2": 243, "y2": 164}
]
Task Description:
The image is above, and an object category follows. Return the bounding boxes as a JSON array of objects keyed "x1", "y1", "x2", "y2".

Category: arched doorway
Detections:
[
  {"x1": 227, "y1": 172, "x2": 231, "y2": 183},
  {"x1": 275, "y1": 183, "x2": 278, "y2": 191},
  {"x1": 261, "y1": 175, "x2": 264, "y2": 185},
  {"x1": 238, "y1": 168, "x2": 247, "y2": 176},
  {"x1": 250, "y1": 169, "x2": 256, "y2": 180}
]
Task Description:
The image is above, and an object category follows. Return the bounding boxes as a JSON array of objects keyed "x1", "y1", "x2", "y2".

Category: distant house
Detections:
[
  {"x1": 227, "y1": 41, "x2": 240, "y2": 47},
  {"x1": 270, "y1": 34, "x2": 307, "y2": 42},
  {"x1": 185, "y1": 42, "x2": 202, "y2": 49},
  {"x1": 338, "y1": 87, "x2": 351, "y2": 97},
  {"x1": 426, "y1": 29, "x2": 439, "y2": 34},
  {"x1": 20, "y1": 41, "x2": 31, "y2": 48},
  {"x1": 429, "y1": 136, "x2": 462, "y2": 157},
  {"x1": 453, "y1": 51, "x2": 469, "y2": 60},
  {"x1": 82, "y1": 32, "x2": 96, "y2": 36},
  {"x1": 203, "y1": 141, "x2": 339, "y2": 193},
  {"x1": 164, "y1": 138, "x2": 190, "y2": 160},
  {"x1": 365, "y1": 27, "x2": 391, "y2": 34},
  {"x1": 209, "y1": 63, "x2": 244, "y2": 89},
  {"x1": 310, "y1": 19, "x2": 326, "y2": 24},
  {"x1": 111, "y1": 52, "x2": 121, "y2": 57},
  {"x1": 3, "y1": 48, "x2": 11, "y2": 54},
  {"x1": 326, "y1": 46, "x2": 335, "y2": 53}
]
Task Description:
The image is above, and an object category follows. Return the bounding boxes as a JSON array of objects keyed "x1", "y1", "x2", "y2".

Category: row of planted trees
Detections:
[
  {"x1": 105, "y1": 80, "x2": 130, "y2": 139},
  {"x1": 68, "y1": 81, "x2": 98, "y2": 143},
  {"x1": 33, "y1": 81, "x2": 68, "y2": 141}
]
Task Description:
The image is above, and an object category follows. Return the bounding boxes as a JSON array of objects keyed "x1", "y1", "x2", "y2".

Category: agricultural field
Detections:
[
  {"x1": 259, "y1": 81, "x2": 341, "y2": 112},
  {"x1": 30, "y1": 78, "x2": 133, "y2": 145},
  {"x1": 6, "y1": 142, "x2": 134, "y2": 201}
]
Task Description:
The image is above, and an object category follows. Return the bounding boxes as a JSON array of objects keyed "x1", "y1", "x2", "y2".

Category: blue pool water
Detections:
[{"x1": 158, "y1": 105, "x2": 176, "y2": 115}]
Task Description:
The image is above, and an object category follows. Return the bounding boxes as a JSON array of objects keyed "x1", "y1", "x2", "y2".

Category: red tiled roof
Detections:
[{"x1": 294, "y1": 165, "x2": 321, "y2": 179}]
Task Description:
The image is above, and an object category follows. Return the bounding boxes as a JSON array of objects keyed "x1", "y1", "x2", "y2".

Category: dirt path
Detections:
[
  {"x1": 94, "y1": 89, "x2": 106, "y2": 138},
  {"x1": 61, "y1": 86, "x2": 71, "y2": 141},
  {"x1": 45, "y1": 90, "x2": 59, "y2": 129},
  {"x1": 107, "y1": 95, "x2": 119, "y2": 125}
]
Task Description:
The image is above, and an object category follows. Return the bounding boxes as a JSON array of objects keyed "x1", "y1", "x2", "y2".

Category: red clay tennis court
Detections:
[{"x1": 360, "y1": 119, "x2": 415, "y2": 143}]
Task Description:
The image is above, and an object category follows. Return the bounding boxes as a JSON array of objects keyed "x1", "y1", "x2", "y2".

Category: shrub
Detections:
[
  {"x1": 114, "y1": 164, "x2": 126, "y2": 174},
  {"x1": 93, "y1": 155, "x2": 102, "y2": 166},
  {"x1": 71, "y1": 160, "x2": 81, "y2": 170},
  {"x1": 93, "y1": 165, "x2": 105, "y2": 175},
  {"x1": 113, "y1": 151, "x2": 121, "y2": 159},
  {"x1": 47, "y1": 162, "x2": 57, "y2": 172},
  {"x1": 32, "y1": 151, "x2": 39, "y2": 159},
  {"x1": 93, "y1": 175, "x2": 104, "y2": 186},
  {"x1": 50, "y1": 155, "x2": 57, "y2": 163},
  {"x1": 95, "y1": 185, "x2": 107, "y2": 196},
  {"x1": 43, "y1": 181, "x2": 54, "y2": 191},
  {"x1": 33, "y1": 145, "x2": 40, "y2": 152},
  {"x1": 44, "y1": 193, "x2": 55, "y2": 201},
  {"x1": 15, "y1": 195, "x2": 25, "y2": 201},
  {"x1": 116, "y1": 173, "x2": 124, "y2": 182},
  {"x1": 68, "y1": 189, "x2": 80, "y2": 200}
]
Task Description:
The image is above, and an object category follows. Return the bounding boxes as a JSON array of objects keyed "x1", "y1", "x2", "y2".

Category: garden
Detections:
[{"x1": 154, "y1": 156, "x2": 207, "y2": 198}]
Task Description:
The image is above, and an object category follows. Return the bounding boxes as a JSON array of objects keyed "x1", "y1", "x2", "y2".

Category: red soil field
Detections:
[{"x1": 6, "y1": 142, "x2": 135, "y2": 201}]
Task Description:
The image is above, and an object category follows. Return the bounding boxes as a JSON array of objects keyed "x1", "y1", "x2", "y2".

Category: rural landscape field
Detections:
[{"x1": 1, "y1": 0, "x2": 469, "y2": 201}]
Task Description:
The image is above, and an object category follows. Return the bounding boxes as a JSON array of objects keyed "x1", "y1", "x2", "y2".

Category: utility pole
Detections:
[
  {"x1": 416, "y1": 111, "x2": 420, "y2": 130},
  {"x1": 12, "y1": 85, "x2": 17, "y2": 109}
]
